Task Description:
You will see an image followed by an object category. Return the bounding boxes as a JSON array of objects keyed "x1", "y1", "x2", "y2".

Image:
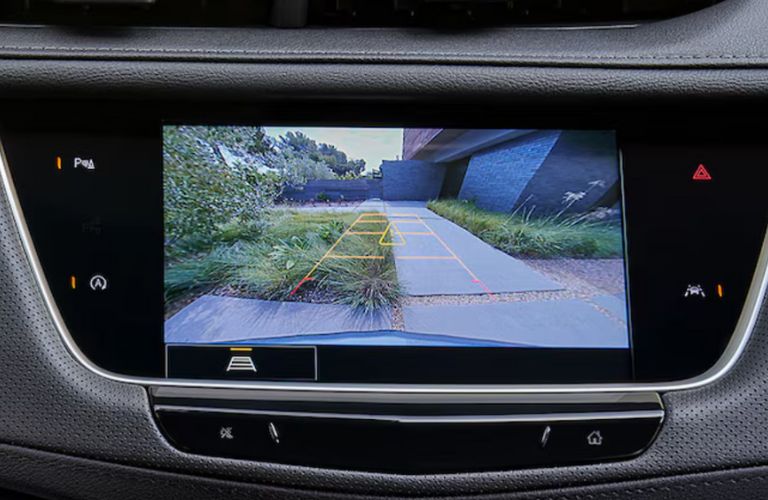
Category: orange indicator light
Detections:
[
  {"x1": 69, "y1": 275, "x2": 76, "y2": 290},
  {"x1": 56, "y1": 156, "x2": 62, "y2": 170},
  {"x1": 717, "y1": 284, "x2": 724, "y2": 298}
]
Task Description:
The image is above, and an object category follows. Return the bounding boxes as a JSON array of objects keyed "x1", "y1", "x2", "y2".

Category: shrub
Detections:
[
  {"x1": 228, "y1": 235, "x2": 327, "y2": 301},
  {"x1": 163, "y1": 126, "x2": 282, "y2": 245},
  {"x1": 164, "y1": 210, "x2": 402, "y2": 315},
  {"x1": 427, "y1": 199, "x2": 623, "y2": 259},
  {"x1": 164, "y1": 245, "x2": 234, "y2": 304},
  {"x1": 320, "y1": 234, "x2": 402, "y2": 311}
]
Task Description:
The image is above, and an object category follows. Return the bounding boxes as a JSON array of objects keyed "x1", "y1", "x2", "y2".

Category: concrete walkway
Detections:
[
  {"x1": 381, "y1": 201, "x2": 561, "y2": 296},
  {"x1": 166, "y1": 295, "x2": 391, "y2": 344},
  {"x1": 403, "y1": 299, "x2": 628, "y2": 348}
]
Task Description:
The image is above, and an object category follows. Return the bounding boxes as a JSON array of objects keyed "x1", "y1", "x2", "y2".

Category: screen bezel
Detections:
[{"x1": 1, "y1": 101, "x2": 766, "y2": 392}]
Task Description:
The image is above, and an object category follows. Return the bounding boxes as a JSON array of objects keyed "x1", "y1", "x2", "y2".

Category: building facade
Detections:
[{"x1": 383, "y1": 128, "x2": 619, "y2": 215}]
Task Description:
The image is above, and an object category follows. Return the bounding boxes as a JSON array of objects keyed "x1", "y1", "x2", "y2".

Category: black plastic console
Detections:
[{"x1": 151, "y1": 389, "x2": 663, "y2": 474}]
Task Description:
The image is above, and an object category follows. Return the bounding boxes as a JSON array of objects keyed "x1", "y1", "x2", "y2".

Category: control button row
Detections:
[{"x1": 155, "y1": 408, "x2": 662, "y2": 474}]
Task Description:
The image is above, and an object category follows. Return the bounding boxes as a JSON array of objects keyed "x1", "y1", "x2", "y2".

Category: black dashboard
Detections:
[{"x1": 0, "y1": 0, "x2": 768, "y2": 498}]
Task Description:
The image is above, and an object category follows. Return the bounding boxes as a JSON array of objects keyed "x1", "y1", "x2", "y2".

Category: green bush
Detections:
[
  {"x1": 228, "y1": 235, "x2": 327, "y2": 301},
  {"x1": 165, "y1": 210, "x2": 402, "y2": 316},
  {"x1": 163, "y1": 126, "x2": 282, "y2": 245},
  {"x1": 427, "y1": 199, "x2": 623, "y2": 259},
  {"x1": 164, "y1": 245, "x2": 234, "y2": 304},
  {"x1": 319, "y1": 234, "x2": 402, "y2": 311}
]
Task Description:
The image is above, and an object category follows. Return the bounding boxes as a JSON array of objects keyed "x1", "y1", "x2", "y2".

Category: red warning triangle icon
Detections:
[{"x1": 692, "y1": 164, "x2": 712, "y2": 181}]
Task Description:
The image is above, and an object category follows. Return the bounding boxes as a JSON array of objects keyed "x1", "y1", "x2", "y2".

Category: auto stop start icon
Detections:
[{"x1": 89, "y1": 274, "x2": 108, "y2": 291}]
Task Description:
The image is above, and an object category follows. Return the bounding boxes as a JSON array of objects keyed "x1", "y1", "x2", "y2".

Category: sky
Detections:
[{"x1": 264, "y1": 127, "x2": 404, "y2": 172}]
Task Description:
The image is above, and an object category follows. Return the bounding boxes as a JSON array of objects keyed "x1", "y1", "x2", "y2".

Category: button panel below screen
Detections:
[{"x1": 155, "y1": 409, "x2": 662, "y2": 474}]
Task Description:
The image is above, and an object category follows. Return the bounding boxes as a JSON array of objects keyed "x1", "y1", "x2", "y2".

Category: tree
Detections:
[
  {"x1": 163, "y1": 126, "x2": 281, "y2": 243},
  {"x1": 279, "y1": 131, "x2": 315, "y2": 154},
  {"x1": 279, "y1": 131, "x2": 366, "y2": 178},
  {"x1": 263, "y1": 147, "x2": 335, "y2": 187}
]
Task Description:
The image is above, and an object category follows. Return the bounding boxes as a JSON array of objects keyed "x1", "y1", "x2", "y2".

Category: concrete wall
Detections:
[
  {"x1": 397, "y1": 129, "x2": 619, "y2": 212},
  {"x1": 439, "y1": 159, "x2": 470, "y2": 198},
  {"x1": 517, "y1": 130, "x2": 619, "y2": 214},
  {"x1": 281, "y1": 179, "x2": 382, "y2": 202},
  {"x1": 458, "y1": 130, "x2": 562, "y2": 212},
  {"x1": 381, "y1": 160, "x2": 446, "y2": 201}
]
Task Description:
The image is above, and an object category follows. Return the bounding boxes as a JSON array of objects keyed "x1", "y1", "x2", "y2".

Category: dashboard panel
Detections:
[
  {"x1": 0, "y1": 0, "x2": 767, "y2": 497},
  {"x1": 0, "y1": 104, "x2": 764, "y2": 475}
]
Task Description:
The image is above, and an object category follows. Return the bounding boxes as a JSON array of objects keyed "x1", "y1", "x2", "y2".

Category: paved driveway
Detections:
[
  {"x1": 381, "y1": 201, "x2": 561, "y2": 296},
  {"x1": 403, "y1": 298, "x2": 628, "y2": 348},
  {"x1": 166, "y1": 201, "x2": 628, "y2": 349},
  {"x1": 166, "y1": 295, "x2": 392, "y2": 344}
]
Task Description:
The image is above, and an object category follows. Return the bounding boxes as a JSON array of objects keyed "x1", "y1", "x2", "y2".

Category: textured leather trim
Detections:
[
  {"x1": 3, "y1": 443, "x2": 768, "y2": 499},
  {"x1": 0, "y1": 0, "x2": 764, "y2": 69},
  {"x1": 2, "y1": 62, "x2": 768, "y2": 103}
]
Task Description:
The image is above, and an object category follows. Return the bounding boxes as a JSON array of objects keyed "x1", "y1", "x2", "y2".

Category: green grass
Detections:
[
  {"x1": 319, "y1": 235, "x2": 401, "y2": 310},
  {"x1": 427, "y1": 199, "x2": 623, "y2": 259},
  {"x1": 165, "y1": 210, "x2": 402, "y2": 316}
]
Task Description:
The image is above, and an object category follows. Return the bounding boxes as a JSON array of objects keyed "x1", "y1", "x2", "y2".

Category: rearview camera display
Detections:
[{"x1": 163, "y1": 126, "x2": 629, "y2": 379}]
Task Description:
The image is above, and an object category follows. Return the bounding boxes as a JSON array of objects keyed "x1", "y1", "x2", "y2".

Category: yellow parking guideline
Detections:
[
  {"x1": 291, "y1": 213, "x2": 365, "y2": 294},
  {"x1": 416, "y1": 214, "x2": 477, "y2": 277},
  {"x1": 378, "y1": 222, "x2": 406, "y2": 247},
  {"x1": 289, "y1": 209, "x2": 496, "y2": 300}
]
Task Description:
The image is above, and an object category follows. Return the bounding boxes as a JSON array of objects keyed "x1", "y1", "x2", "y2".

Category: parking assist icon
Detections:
[{"x1": 226, "y1": 355, "x2": 257, "y2": 373}]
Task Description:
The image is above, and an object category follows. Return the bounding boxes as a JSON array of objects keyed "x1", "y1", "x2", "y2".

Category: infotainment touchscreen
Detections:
[
  {"x1": 4, "y1": 111, "x2": 764, "y2": 384},
  {"x1": 163, "y1": 127, "x2": 630, "y2": 381}
]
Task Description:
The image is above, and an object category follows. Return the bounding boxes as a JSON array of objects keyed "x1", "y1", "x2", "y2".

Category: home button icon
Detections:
[{"x1": 587, "y1": 430, "x2": 604, "y2": 446}]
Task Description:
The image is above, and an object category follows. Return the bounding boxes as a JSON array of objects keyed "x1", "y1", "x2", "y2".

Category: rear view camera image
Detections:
[{"x1": 164, "y1": 127, "x2": 629, "y2": 350}]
